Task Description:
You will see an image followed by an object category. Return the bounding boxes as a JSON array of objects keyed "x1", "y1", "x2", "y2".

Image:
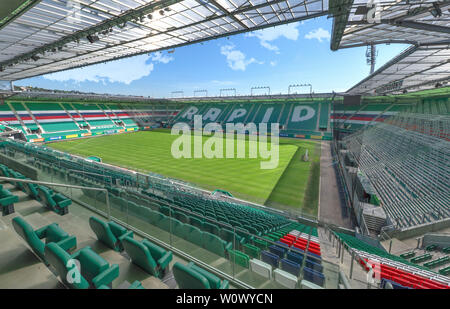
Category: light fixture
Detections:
[
  {"x1": 430, "y1": 2, "x2": 442, "y2": 17},
  {"x1": 86, "y1": 34, "x2": 99, "y2": 43}
]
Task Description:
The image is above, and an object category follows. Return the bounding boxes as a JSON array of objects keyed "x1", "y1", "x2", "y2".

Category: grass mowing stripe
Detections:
[
  {"x1": 48, "y1": 131, "x2": 320, "y2": 215},
  {"x1": 49, "y1": 131, "x2": 295, "y2": 204}
]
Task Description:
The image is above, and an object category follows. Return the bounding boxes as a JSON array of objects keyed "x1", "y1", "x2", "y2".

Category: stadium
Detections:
[{"x1": 0, "y1": 0, "x2": 448, "y2": 292}]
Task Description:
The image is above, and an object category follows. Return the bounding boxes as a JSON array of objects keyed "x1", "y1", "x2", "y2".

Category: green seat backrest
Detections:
[
  {"x1": 188, "y1": 262, "x2": 223, "y2": 289},
  {"x1": 44, "y1": 224, "x2": 69, "y2": 244},
  {"x1": 89, "y1": 217, "x2": 118, "y2": 250},
  {"x1": 170, "y1": 218, "x2": 184, "y2": 238},
  {"x1": 23, "y1": 181, "x2": 39, "y2": 198},
  {"x1": 203, "y1": 232, "x2": 227, "y2": 257},
  {"x1": 122, "y1": 237, "x2": 158, "y2": 275},
  {"x1": 204, "y1": 222, "x2": 220, "y2": 236},
  {"x1": 142, "y1": 239, "x2": 167, "y2": 261},
  {"x1": 229, "y1": 250, "x2": 250, "y2": 268},
  {"x1": 173, "y1": 262, "x2": 210, "y2": 289},
  {"x1": 186, "y1": 225, "x2": 203, "y2": 247},
  {"x1": 44, "y1": 243, "x2": 89, "y2": 289},
  {"x1": 156, "y1": 214, "x2": 170, "y2": 231},
  {"x1": 253, "y1": 238, "x2": 268, "y2": 250},
  {"x1": 12, "y1": 217, "x2": 45, "y2": 259},
  {"x1": 190, "y1": 216, "x2": 203, "y2": 230},
  {"x1": 243, "y1": 243, "x2": 260, "y2": 259},
  {"x1": 37, "y1": 185, "x2": 56, "y2": 208},
  {"x1": 76, "y1": 247, "x2": 109, "y2": 282}
]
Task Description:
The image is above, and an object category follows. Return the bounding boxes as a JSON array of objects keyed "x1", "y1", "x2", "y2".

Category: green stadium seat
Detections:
[
  {"x1": 89, "y1": 216, "x2": 134, "y2": 252},
  {"x1": 204, "y1": 221, "x2": 220, "y2": 236},
  {"x1": 22, "y1": 180, "x2": 39, "y2": 199},
  {"x1": 173, "y1": 262, "x2": 229, "y2": 289},
  {"x1": 202, "y1": 231, "x2": 232, "y2": 257},
  {"x1": 122, "y1": 236, "x2": 172, "y2": 278},
  {"x1": 12, "y1": 217, "x2": 77, "y2": 264},
  {"x1": 189, "y1": 216, "x2": 203, "y2": 230},
  {"x1": 243, "y1": 243, "x2": 261, "y2": 259},
  {"x1": 185, "y1": 225, "x2": 203, "y2": 247},
  {"x1": 220, "y1": 228, "x2": 245, "y2": 249},
  {"x1": 37, "y1": 185, "x2": 71, "y2": 215},
  {"x1": 0, "y1": 185, "x2": 19, "y2": 216},
  {"x1": 229, "y1": 249, "x2": 250, "y2": 268},
  {"x1": 45, "y1": 243, "x2": 119, "y2": 289}
]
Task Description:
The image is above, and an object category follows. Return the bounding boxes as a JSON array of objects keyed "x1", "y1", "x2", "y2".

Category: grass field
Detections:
[{"x1": 48, "y1": 130, "x2": 320, "y2": 215}]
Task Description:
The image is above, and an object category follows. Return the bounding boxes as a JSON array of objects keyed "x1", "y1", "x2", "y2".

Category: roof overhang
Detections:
[
  {"x1": 0, "y1": 0, "x2": 329, "y2": 81},
  {"x1": 347, "y1": 43, "x2": 450, "y2": 95}
]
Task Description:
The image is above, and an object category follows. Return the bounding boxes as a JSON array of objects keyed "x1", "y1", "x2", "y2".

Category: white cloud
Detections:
[
  {"x1": 270, "y1": 61, "x2": 277, "y2": 67},
  {"x1": 246, "y1": 22, "x2": 301, "y2": 53},
  {"x1": 304, "y1": 28, "x2": 331, "y2": 43},
  {"x1": 150, "y1": 51, "x2": 174, "y2": 64},
  {"x1": 220, "y1": 44, "x2": 262, "y2": 71},
  {"x1": 43, "y1": 52, "x2": 173, "y2": 85}
]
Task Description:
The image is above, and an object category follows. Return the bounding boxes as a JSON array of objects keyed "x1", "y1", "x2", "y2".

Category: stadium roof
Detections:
[
  {"x1": 331, "y1": 0, "x2": 450, "y2": 50},
  {"x1": 330, "y1": 0, "x2": 450, "y2": 95},
  {"x1": 347, "y1": 43, "x2": 450, "y2": 95},
  {"x1": 0, "y1": 0, "x2": 328, "y2": 81}
]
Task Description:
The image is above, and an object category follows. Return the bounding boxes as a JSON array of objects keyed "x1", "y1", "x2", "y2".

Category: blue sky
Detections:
[{"x1": 16, "y1": 16, "x2": 410, "y2": 98}]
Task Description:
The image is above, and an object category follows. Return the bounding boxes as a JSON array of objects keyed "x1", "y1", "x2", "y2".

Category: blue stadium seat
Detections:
[
  {"x1": 303, "y1": 267, "x2": 325, "y2": 287},
  {"x1": 260, "y1": 250, "x2": 279, "y2": 268},
  {"x1": 287, "y1": 251, "x2": 304, "y2": 265},
  {"x1": 281, "y1": 258, "x2": 301, "y2": 277},
  {"x1": 269, "y1": 245, "x2": 286, "y2": 259}
]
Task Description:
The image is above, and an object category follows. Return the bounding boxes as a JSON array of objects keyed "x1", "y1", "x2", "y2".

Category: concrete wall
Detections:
[{"x1": 422, "y1": 233, "x2": 450, "y2": 249}]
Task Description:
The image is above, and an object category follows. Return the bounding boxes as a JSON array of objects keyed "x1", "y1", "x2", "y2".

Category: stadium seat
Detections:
[
  {"x1": 0, "y1": 185, "x2": 18, "y2": 216},
  {"x1": 37, "y1": 185, "x2": 71, "y2": 215},
  {"x1": 228, "y1": 249, "x2": 250, "y2": 268},
  {"x1": 261, "y1": 250, "x2": 280, "y2": 268},
  {"x1": 173, "y1": 262, "x2": 229, "y2": 289},
  {"x1": 174, "y1": 210, "x2": 189, "y2": 224},
  {"x1": 243, "y1": 243, "x2": 261, "y2": 259},
  {"x1": 185, "y1": 225, "x2": 204, "y2": 247},
  {"x1": 89, "y1": 216, "x2": 133, "y2": 252},
  {"x1": 157, "y1": 214, "x2": 171, "y2": 231},
  {"x1": 8, "y1": 170, "x2": 26, "y2": 191},
  {"x1": 253, "y1": 238, "x2": 268, "y2": 250},
  {"x1": 45, "y1": 243, "x2": 119, "y2": 289},
  {"x1": 220, "y1": 228, "x2": 245, "y2": 249},
  {"x1": 189, "y1": 216, "x2": 203, "y2": 230},
  {"x1": 281, "y1": 258, "x2": 301, "y2": 277},
  {"x1": 98, "y1": 280, "x2": 145, "y2": 289},
  {"x1": 203, "y1": 221, "x2": 220, "y2": 236},
  {"x1": 122, "y1": 237, "x2": 172, "y2": 278},
  {"x1": 274, "y1": 268, "x2": 298, "y2": 289},
  {"x1": 269, "y1": 244, "x2": 287, "y2": 259},
  {"x1": 12, "y1": 217, "x2": 77, "y2": 264},
  {"x1": 202, "y1": 231, "x2": 232, "y2": 257},
  {"x1": 303, "y1": 267, "x2": 325, "y2": 287},
  {"x1": 287, "y1": 251, "x2": 304, "y2": 265},
  {"x1": 22, "y1": 180, "x2": 39, "y2": 199}
]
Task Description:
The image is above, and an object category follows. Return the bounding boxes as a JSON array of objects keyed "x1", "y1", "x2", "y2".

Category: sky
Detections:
[{"x1": 16, "y1": 16, "x2": 411, "y2": 98}]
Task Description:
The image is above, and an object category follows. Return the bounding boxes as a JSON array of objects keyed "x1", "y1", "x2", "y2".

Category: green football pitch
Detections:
[{"x1": 48, "y1": 130, "x2": 320, "y2": 215}]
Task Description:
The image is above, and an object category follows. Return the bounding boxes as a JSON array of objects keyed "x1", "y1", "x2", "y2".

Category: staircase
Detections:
[
  {"x1": 58, "y1": 103, "x2": 80, "y2": 129},
  {"x1": 69, "y1": 103, "x2": 91, "y2": 132},
  {"x1": 21, "y1": 102, "x2": 44, "y2": 135},
  {"x1": 6, "y1": 102, "x2": 28, "y2": 134}
]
